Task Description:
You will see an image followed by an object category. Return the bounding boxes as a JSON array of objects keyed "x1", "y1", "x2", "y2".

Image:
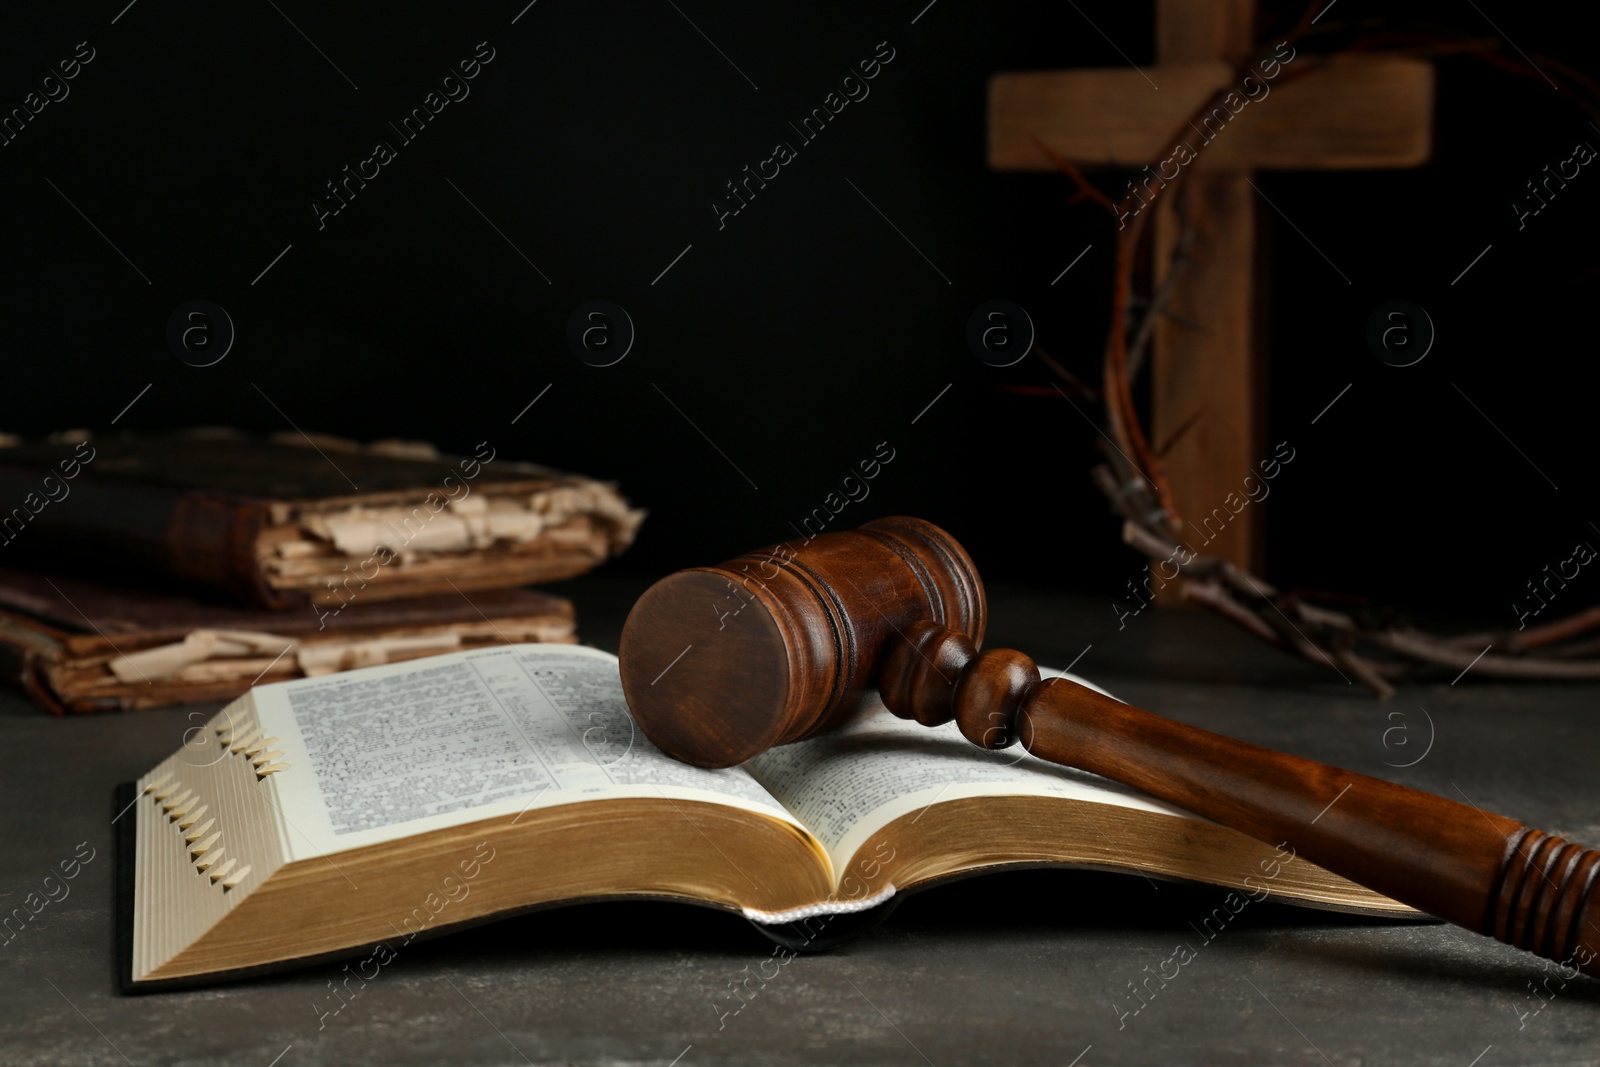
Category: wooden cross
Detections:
[{"x1": 987, "y1": 0, "x2": 1433, "y2": 576}]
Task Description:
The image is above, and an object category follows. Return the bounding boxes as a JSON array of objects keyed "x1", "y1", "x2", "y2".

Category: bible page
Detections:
[
  {"x1": 245, "y1": 644, "x2": 807, "y2": 860},
  {"x1": 744, "y1": 670, "x2": 1198, "y2": 877}
]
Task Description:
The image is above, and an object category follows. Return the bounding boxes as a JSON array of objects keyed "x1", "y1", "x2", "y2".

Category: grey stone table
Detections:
[{"x1": 3, "y1": 574, "x2": 1598, "y2": 1066}]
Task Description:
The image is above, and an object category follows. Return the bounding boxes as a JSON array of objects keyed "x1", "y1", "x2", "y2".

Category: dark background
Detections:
[{"x1": 1, "y1": 0, "x2": 1595, "y2": 625}]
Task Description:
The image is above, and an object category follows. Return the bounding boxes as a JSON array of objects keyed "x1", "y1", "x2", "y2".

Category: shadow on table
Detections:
[{"x1": 211, "y1": 866, "x2": 1600, "y2": 1008}]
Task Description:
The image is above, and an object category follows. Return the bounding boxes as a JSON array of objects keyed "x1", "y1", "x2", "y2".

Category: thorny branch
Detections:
[{"x1": 1040, "y1": 4, "x2": 1600, "y2": 696}]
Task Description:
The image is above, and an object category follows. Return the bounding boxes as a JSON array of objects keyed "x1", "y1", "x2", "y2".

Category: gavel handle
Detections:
[{"x1": 1022, "y1": 677, "x2": 1600, "y2": 976}]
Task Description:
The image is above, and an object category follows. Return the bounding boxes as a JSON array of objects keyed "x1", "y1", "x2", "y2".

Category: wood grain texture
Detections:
[
  {"x1": 987, "y1": 0, "x2": 1432, "y2": 584},
  {"x1": 1157, "y1": 0, "x2": 1255, "y2": 63},
  {"x1": 986, "y1": 59, "x2": 1434, "y2": 172},
  {"x1": 1152, "y1": 0, "x2": 1261, "y2": 588},
  {"x1": 1153, "y1": 171, "x2": 1264, "y2": 574},
  {"x1": 618, "y1": 517, "x2": 984, "y2": 768},
  {"x1": 620, "y1": 517, "x2": 1600, "y2": 977},
  {"x1": 1024, "y1": 665, "x2": 1600, "y2": 976},
  {"x1": 909, "y1": 622, "x2": 1600, "y2": 977}
]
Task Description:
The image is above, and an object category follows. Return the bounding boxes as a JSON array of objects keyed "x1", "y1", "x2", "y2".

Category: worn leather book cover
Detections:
[
  {"x1": 0, "y1": 431, "x2": 642, "y2": 609},
  {"x1": 0, "y1": 566, "x2": 576, "y2": 713}
]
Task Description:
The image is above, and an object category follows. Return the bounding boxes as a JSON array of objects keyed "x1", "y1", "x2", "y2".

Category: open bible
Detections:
[{"x1": 122, "y1": 644, "x2": 1416, "y2": 989}]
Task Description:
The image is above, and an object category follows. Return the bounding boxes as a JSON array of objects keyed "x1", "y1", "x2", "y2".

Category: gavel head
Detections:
[{"x1": 619, "y1": 517, "x2": 986, "y2": 767}]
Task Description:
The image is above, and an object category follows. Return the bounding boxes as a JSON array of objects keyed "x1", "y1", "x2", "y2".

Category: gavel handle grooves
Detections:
[
  {"x1": 880, "y1": 623, "x2": 1600, "y2": 976},
  {"x1": 1022, "y1": 677, "x2": 1600, "y2": 976}
]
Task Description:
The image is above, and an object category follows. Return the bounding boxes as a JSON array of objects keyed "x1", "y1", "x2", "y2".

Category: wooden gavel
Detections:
[{"x1": 619, "y1": 517, "x2": 1600, "y2": 977}]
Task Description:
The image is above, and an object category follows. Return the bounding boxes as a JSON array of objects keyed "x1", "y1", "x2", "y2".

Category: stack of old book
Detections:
[{"x1": 0, "y1": 429, "x2": 643, "y2": 712}]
